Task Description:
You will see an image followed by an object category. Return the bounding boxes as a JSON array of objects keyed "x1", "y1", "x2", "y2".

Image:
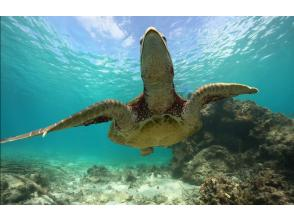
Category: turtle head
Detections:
[{"x1": 140, "y1": 27, "x2": 174, "y2": 85}]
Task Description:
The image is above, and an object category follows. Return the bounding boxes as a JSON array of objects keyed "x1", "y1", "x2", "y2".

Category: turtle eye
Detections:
[
  {"x1": 140, "y1": 37, "x2": 143, "y2": 45},
  {"x1": 162, "y1": 35, "x2": 167, "y2": 42}
]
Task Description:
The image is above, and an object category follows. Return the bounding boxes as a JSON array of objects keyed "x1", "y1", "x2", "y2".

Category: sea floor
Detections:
[{"x1": 0, "y1": 158, "x2": 200, "y2": 205}]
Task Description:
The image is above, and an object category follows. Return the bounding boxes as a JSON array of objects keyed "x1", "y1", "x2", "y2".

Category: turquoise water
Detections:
[{"x1": 1, "y1": 16, "x2": 294, "y2": 165}]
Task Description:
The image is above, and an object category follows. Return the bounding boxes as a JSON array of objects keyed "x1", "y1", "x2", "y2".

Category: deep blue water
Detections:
[{"x1": 1, "y1": 16, "x2": 294, "y2": 165}]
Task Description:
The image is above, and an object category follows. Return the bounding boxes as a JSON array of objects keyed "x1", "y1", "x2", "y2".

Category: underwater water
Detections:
[{"x1": 1, "y1": 16, "x2": 294, "y2": 205}]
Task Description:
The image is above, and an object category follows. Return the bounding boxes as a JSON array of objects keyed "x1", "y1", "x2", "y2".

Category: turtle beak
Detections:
[{"x1": 140, "y1": 27, "x2": 173, "y2": 84}]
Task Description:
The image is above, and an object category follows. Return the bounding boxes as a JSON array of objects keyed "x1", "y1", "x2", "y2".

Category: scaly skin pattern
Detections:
[{"x1": 0, "y1": 27, "x2": 258, "y2": 156}]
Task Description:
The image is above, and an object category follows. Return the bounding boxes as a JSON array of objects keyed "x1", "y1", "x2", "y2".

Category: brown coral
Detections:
[{"x1": 199, "y1": 175, "x2": 243, "y2": 205}]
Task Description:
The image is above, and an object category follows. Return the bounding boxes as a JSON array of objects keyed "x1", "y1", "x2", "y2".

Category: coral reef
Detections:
[
  {"x1": 171, "y1": 98, "x2": 294, "y2": 204},
  {"x1": 199, "y1": 175, "x2": 243, "y2": 205},
  {"x1": 199, "y1": 168, "x2": 294, "y2": 205},
  {"x1": 241, "y1": 168, "x2": 294, "y2": 204},
  {"x1": 85, "y1": 165, "x2": 118, "y2": 183},
  {"x1": 0, "y1": 160, "x2": 65, "y2": 204},
  {"x1": 181, "y1": 145, "x2": 235, "y2": 185}
]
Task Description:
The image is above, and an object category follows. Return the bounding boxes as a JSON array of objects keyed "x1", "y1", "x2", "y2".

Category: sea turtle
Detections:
[{"x1": 0, "y1": 27, "x2": 258, "y2": 156}]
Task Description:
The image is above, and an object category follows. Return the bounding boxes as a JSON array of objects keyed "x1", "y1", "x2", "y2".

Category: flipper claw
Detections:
[{"x1": 42, "y1": 131, "x2": 47, "y2": 138}]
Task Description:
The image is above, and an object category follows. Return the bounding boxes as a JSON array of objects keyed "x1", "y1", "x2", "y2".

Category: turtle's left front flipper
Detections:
[
  {"x1": 183, "y1": 83, "x2": 258, "y2": 117},
  {"x1": 0, "y1": 100, "x2": 134, "y2": 144}
]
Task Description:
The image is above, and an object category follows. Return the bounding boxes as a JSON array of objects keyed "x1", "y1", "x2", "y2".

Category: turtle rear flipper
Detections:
[
  {"x1": 0, "y1": 100, "x2": 134, "y2": 144},
  {"x1": 140, "y1": 147, "x2": 154, "y2": 156}
]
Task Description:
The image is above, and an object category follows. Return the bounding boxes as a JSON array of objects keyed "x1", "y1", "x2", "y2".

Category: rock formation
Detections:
[{"x1": 171, "y1": 98, "x2": 294, "y2": 204}]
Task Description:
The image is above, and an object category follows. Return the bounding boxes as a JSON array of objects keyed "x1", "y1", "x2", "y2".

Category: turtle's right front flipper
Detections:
[
  {"x1": 0, "y1": 100, "x2": 134, "y2": 144},
  {"x1": 184, "y1": 83, "x2": 258, "y2": 112},
  {"x1": 182, "y1": 83, "x2": 258, "y2": 124}
]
